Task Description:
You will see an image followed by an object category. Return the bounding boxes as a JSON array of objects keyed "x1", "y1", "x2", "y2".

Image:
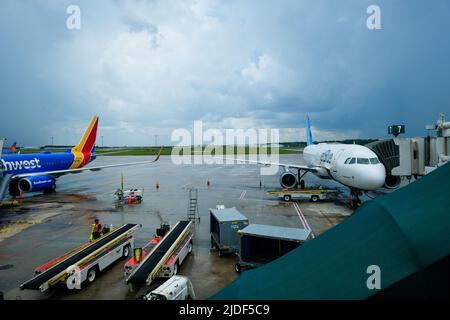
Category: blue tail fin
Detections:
[{"x1": 306, "y1": 116, "x2": 313, "y2": 146}]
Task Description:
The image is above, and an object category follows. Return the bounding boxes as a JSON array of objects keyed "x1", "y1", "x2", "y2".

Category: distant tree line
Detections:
[{"x1": 281, "y1": 139, "x2": 378, "y2": 147}]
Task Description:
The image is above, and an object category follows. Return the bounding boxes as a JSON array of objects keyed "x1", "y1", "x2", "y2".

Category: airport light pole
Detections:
[
  {"x1": 154, "y1": 134, "x2": 158, "y2": 147},
  {"x1": 101, "y1": 136, "x2": 104, "y2": 148},
  {"x1": 51, "y1": 136, "x2": 54, "y2": 146},
  {"x1": 0, "y1": 138, "x2": 4, "y2": 158}
]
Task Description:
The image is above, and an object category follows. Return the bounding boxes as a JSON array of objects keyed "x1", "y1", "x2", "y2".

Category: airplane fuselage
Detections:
[
  {"x1": 0, "y1": 151, "x2": 95, "y2": 177},
  {"x1": 303, "y1": 143, "x2": 386, "y2": 191}
]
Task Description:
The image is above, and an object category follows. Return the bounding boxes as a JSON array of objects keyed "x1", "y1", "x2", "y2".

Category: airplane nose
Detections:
[
  {"x1": 368, "y1": 165, "x2": 386, "y2": 190},
  {"x1": 355, "y1": 164, "x2": 386, "y2": 190},
  {"x1": 377, "y1": 165, "x2": 386, "y2": 186}
]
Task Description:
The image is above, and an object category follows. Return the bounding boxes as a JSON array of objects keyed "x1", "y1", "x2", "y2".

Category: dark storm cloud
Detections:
[{"x1": 0, "y1": 0, "x2": 449, "y2": 146}]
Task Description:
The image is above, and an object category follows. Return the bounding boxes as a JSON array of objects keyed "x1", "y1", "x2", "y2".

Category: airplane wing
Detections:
[
  {"x1": 219, "y1": 157, "x2": 318, "y2": 173},
  {"x1": 94, "y1": 148, "x2": 136, "y2": 156},
  {"x1": 11, "y1": 146, "x2": 164, "y2": 180}
]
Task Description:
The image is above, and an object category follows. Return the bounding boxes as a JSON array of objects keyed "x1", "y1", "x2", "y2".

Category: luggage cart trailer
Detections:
[
  {"x1": 210, "y1": 207, "x2": 249, "y2": 257},
  {"x1": 235, "y1": 224, "x2": 311, "y2": 272},
  {"x1": 268, "y1": 188, "x2": 339, "y2": 202}
]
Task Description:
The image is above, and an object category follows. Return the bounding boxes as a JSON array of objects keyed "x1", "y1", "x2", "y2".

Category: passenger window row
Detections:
[{"x1": 42, "y1": 161, "x2": 72, "y2": 166}]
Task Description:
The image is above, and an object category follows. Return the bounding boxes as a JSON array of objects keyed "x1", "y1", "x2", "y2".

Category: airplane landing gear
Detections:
[
  {"x1": 296, "y1": 169, "x2": 307, "y2": 189},
  {"x1": 299, "y1": 179, "x2": 305, "y2": 189}
]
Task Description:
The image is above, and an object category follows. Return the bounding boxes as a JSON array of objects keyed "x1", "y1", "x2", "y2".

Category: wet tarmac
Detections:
[{"x1": 0, "y1": 154, "x2": 355, "y2": 300}]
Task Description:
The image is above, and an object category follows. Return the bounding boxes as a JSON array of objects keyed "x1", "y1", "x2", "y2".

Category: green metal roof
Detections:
[{"x1": 210, "y1": 163, "x2": 450, "y2": 300}]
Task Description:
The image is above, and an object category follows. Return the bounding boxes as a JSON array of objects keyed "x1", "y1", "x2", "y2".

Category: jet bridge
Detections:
[
  {"x1": 368, "y1": 114, "x2": 450, "y2": 188},
  {"x1": 126, "y1": 220, "x2": 192, "y2": 286},
  {"x1": 20, "y1": 223, "x2": 139, "y2": 291}
]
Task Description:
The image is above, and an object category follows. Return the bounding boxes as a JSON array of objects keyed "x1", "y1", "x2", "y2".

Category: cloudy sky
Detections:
[{"x1": 0, "y1": 0, "x2": 449, "y2": 146}]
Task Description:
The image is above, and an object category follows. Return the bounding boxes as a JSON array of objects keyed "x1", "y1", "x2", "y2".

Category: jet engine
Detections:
[
  {"x1": 279, "y1": 171, "x2": 297, "y2": 189},
  {"x1": 383, "y1": 174, "x2": 401, "y2": 189},
  {"x1": 18, "y1": 175, "x2": 56, "y2": 193}
]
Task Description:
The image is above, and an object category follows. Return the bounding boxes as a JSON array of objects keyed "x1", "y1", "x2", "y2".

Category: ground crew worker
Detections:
[
  {"x1": 156, "y1": 183, "x2": 160, "y2": 191},
  {"x1": 90, "y1": 219, "x2": 103, "y2": 241}
]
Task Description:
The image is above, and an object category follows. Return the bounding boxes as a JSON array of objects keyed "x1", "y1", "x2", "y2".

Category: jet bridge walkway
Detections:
[
  {"x1": 126, "y1": 220, "x2": 191, "y2": 285},
  {"x1": 20, "y1": 223, "x2": 139, "y2": 291}
]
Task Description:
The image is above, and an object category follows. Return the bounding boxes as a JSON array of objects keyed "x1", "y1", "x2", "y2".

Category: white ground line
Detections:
[
  {"x1": 239, "y1": 190, "x2": 247, "y2": 200},
  {"x1": 293, "y1": 202, "x2": 307, "y2": 229},
  {"x1": 293, "y1": 202, "x2": 316, "y2": 239}
]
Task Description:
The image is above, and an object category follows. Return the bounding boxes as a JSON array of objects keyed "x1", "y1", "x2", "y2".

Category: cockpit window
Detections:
[
  {"x1": 344, "y1": 158, "x2": 351, "y2": 164},
  {"x1": 357, "y1": 158, "x2": 370, "y2": 164},
  {"x1": 349, "y1": 158, "x2": 356, "y2": 164},
  {"x1": 370, "y1": 158, "x2": 380, "y2": 164}
]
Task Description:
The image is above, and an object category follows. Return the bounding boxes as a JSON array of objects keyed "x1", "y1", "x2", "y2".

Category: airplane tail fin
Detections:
[
  {"x1": 10, "y1": 142, "x2": 16, "y2": 152},
  {"x1": 306, "y1": 116, "x2": 313, "y2": 146},
  {"x1": 74, "y1": 116, "x2": 99, "y2": 154}
]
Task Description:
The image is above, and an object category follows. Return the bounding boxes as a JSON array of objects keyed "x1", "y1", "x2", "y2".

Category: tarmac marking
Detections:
[
  {"x1": 293, "y1": 202, "x2": 315, "y2": 239},
  {"x1": 293, "y1": 202, "x2": 307, "y2": 228},
  {"x1": 239, "y1": 190, "x2": 247, "y2": 200}
]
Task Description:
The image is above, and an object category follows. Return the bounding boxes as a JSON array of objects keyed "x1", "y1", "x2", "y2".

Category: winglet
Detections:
[
  {"x1": 306, "y1": 115, "x2": 313, "y2": 146},
  {"x1": 153, "y1": 146, "x2": 164, "y2": 162}
]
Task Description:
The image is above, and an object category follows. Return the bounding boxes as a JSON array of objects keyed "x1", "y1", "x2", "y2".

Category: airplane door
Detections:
[
  {"x1": 331, "y1": 150, "x2": 344, "y2": 171},
  {"x1": 331, "y1": 150, "x2": 344, "y2": 180}
]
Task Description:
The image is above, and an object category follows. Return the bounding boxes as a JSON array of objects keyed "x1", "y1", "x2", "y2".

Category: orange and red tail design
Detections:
[
  {"x1": 70, "y1": 116, "x2": 99, "y2": 169},
  {"x1": 75, "y1": 116, "x2": 99, "y2": 154},
  {"x1": 10, "y1": 142, "x2": 17, "y2": 152}
]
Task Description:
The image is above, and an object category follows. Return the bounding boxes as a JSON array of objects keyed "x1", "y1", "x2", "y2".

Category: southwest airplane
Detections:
[
  {"x1": 227, "y1": 117, "x2": 386, "y2": 205},
  {"x1": 0, "y1": 116, "x2": 162, "y2": 197}
]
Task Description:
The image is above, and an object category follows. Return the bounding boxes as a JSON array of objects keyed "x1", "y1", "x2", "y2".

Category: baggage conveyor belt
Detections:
[
  {"x1": 127, "y1": 220, "x2": 191, "y2": 284},
  {"x1": 20, "y1": 224, "x2": 138, "y2": 291}
]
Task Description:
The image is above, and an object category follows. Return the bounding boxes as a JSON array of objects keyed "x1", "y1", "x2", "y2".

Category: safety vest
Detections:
[{"x1": 89, "y1": 224, "x2": 96, "y2": 241}]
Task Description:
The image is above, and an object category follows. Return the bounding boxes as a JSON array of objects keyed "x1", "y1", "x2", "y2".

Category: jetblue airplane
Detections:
[
  {"x1": 0, "y1": 116, "x2": 162, "y2": 197},
  {"x1": 226, "y1": 117, "x2": 386, "y2": 205}
]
